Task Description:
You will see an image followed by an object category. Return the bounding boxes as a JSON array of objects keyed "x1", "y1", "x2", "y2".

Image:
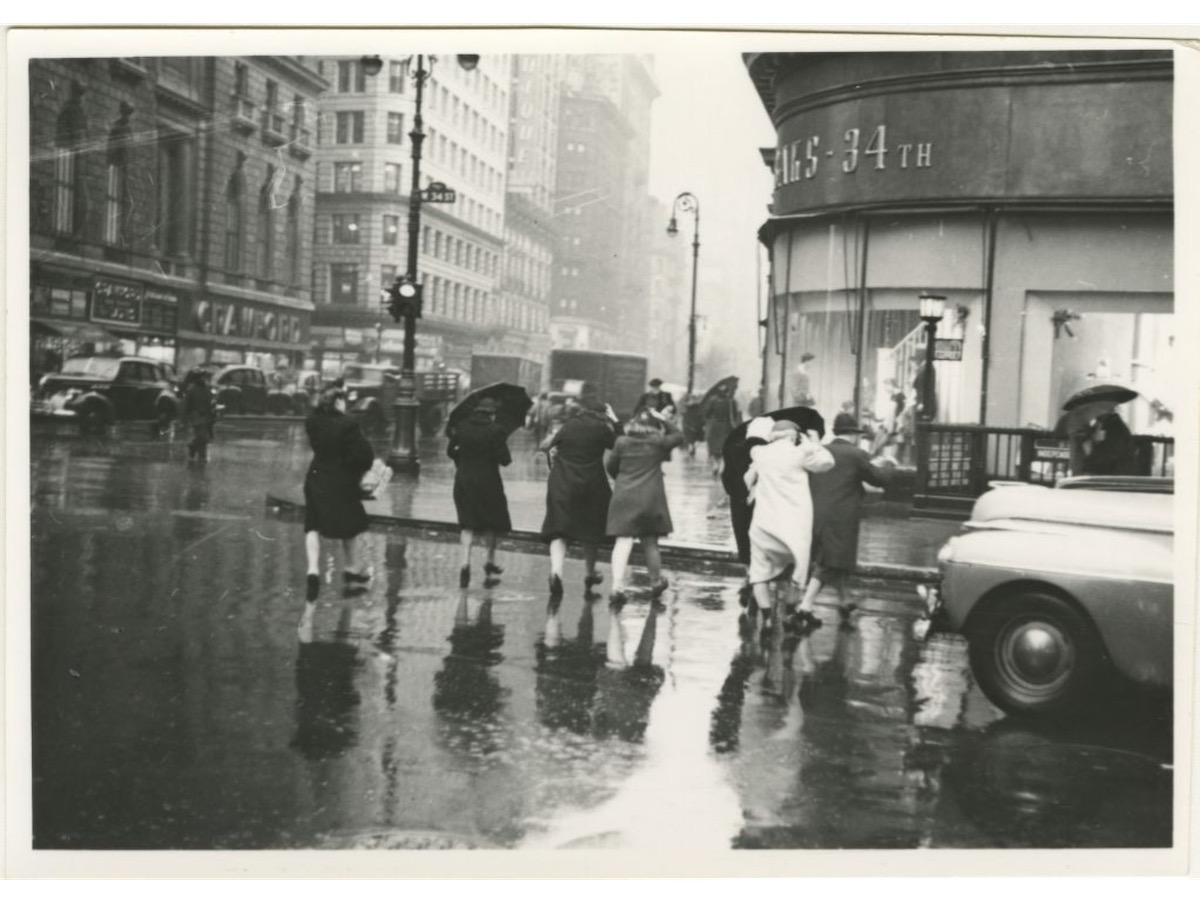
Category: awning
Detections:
[{"x1": 30, "y1": 318, "x2": 121, "y2": 345}]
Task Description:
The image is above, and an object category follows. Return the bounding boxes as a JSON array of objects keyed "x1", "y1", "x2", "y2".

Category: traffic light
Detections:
[{"x1": 385, "y1": 276, "x2": 423, "y2": 323}]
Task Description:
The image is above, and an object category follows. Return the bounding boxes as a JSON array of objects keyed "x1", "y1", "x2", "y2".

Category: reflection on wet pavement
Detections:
[{"x1": 29, "y1": 421, "x2": 1172, "y2": 850}]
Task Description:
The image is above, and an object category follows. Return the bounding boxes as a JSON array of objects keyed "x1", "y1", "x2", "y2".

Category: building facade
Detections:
[
  {"x1": 310, "y1": 54, "x2": 513, "y2": 375},
  {"x1": 746, "y1": 51, "x2": 1174, "y2": 441},
  {"x1": 29, "y1": 56, "x2": 325, "y2": 380}
]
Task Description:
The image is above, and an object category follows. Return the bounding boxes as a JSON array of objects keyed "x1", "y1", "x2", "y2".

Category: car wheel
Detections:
[
  {"x1": 967, "y1": 590, "x2": 1108, "y2": 716},
  {"x1": 79, "y1": 401, "x2": 111, "y2": 436}
]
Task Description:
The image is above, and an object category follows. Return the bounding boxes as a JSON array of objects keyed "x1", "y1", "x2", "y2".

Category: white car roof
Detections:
[{"x1": 970, "y1": 484, "x2": 1173, "y2": 535}]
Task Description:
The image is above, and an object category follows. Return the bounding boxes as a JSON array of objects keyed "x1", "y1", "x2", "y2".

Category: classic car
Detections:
[
  {"x1": 32, "y1": 354, "x2": 181, "y2": 433},
  {"x1": 916, "y1": 476, "x2": 1173, "y2": 716},
  {"x1": 342, "y1": 363, "x2": 400, "y2": 430},
  {"x1": 200, "y1": 364, "x2": 273, "y2": 415}
]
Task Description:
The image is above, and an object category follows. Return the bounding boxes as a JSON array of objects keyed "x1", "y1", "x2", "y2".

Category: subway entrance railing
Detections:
[{"x1": 913, "y1": 423, "x2": 1175, "y2": 518}]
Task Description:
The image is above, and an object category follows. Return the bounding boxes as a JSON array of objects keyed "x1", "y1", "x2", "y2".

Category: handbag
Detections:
[{"x1": 360, "y1": 458, "x2": 393, "y2": 499}]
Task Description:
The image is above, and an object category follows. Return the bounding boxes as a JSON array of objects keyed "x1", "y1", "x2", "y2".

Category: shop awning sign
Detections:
[{"x1": 92, "y1": 278, "x2": 143, "y2": 326}]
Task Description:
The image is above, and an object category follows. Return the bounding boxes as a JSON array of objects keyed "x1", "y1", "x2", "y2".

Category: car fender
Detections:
[
  {"x1": 155, "y1": 390, "x2": 180, "y2": 413},
  {"x1": 67, "y1": 391, "x2": 114, "y2": 416},
  {"x1": 941, "y1": 530, "x2": 1173, "y2": 688}
]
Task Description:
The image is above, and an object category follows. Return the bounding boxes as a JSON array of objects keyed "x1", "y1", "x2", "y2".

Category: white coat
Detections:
[{"x1": 745, "y1": 436, "x2": 835, "y2": 585}]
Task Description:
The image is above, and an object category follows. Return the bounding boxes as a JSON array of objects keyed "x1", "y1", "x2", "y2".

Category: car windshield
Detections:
[
  {"x1": 344, "y1": 366, "x2": 385, "y2": 386},
  {"x1": 60, "y1": 357, "x2": 120, "y2": 379}
]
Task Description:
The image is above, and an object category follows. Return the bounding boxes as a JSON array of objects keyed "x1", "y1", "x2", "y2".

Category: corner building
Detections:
[{"x1": 745, "y1": 51, "x2": 1174, "y2": 438}]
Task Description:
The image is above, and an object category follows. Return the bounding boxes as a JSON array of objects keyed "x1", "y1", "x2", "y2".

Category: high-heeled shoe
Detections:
[
  {"x1": 483, "y1": 562, "x2": 504, "y2": 575},
  {"x1": 608, "y1": 590, "x2": 627, "y2": 612},
  {"x1": 650, "y1": 577, "x2": 669, "y2": 598},
  {"x1": 343, "y1": 569, "x2": 371, "y2": 585},
  {"x1": 305, "y1": 574, "x2": 320, "y2": 602},
  {"x1": 584, "y1": 571, "x2": 603, "y2": 588},
  {"x1": 548, "y1": 574, "x2": 564, "y2": 598}
]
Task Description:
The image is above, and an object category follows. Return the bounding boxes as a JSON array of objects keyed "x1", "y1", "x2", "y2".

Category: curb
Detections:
[{"x1": 265, "y1": 491, "x2": 939, "y2": 584}]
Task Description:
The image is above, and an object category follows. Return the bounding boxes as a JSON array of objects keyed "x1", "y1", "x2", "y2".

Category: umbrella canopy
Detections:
[
  {"x1": 1062, "y1": 384, "x2": 1138, "y2": 412},
  {"x1": 446, "y1": 382, "x2": 533, "y2": 436},
  {"x1": 700, "y1": 375, "x2": 741, "y2": 408},
  {"x1": 720, "y1": 405, "x2": 826, "y2": 497}
]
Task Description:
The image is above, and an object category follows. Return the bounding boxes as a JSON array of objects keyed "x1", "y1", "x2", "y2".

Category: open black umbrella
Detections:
[
  {"x1": 446, "y1": 382, "x2": 533, "y2": 436},
  {"x1": 1062, "y1": 383, "x2": 1138, "y2": 412},
  {"x1": 700, "y1": 375, "x2": 741, "y2": 408}
]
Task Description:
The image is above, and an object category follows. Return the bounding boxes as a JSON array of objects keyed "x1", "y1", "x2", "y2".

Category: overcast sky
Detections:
[{"x1": 647, "y1": 49, "x2": 778, "y2": 388}]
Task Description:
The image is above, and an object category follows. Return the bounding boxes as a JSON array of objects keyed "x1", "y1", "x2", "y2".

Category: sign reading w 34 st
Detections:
[{"x1": 775, "y1": 124, "x2": 933, "y2": 187}]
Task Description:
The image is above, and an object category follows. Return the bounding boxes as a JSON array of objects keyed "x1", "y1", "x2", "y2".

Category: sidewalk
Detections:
[{"x1": 267, "y1": 431, "x2": 959, "y2": 582}]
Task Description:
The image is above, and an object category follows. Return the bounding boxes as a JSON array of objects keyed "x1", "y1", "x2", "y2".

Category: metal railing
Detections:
[{"x1": 916, "y1": 422, "x2": 1174, "y2": 501}]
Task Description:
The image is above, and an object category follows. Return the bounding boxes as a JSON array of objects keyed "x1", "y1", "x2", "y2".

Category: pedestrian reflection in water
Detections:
[
  {"x1": 291, "y1": 603, "x2": 362, "y2": 761},
  {"x1": 535, "y1": 593, "x2": 602, "y2": 735},
  {"x1": 595, "y1": 602, "x2": 664, "y2": 744},
  {"x1": 432, "y1": 590, "x2": 508, "y2": 725}
]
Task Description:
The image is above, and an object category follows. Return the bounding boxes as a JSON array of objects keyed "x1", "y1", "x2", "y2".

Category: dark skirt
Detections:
[
  {"x1": 304, "y1": 467, "x2": 369, "y2": 539},
  {"x1": 542, "y1": 459, "x2": 611, "y2": 543},
  {"x1": 453, "y1": 468, "x2": 512, "y2": 533}
]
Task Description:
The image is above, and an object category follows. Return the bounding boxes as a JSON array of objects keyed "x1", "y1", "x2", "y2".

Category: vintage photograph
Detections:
[{"x1": 7, "y1": 26, "x2": 1192, "y2": 875}]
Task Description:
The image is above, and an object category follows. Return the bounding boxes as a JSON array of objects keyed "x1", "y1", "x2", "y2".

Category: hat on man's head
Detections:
[
  {"x1": 649, "y1": 378, "x2": 663, "y2": 388},
  {"x1": 476, "y1": 397, "x2": 500, "y2": 414},
  {"x1": 832, "y1": 412, "x2": 864, "y2": 435}
]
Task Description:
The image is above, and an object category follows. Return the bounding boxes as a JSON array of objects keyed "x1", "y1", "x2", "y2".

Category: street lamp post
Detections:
[
  {"x1": 918, "y1": 293, "x2": 946, "y2": 423},
  {"x1": 362, "y1": 53, "x2": 478, "y2": 474},
  {"x1": 666, "y1": 192, "x2": 700, "y2": 398}
]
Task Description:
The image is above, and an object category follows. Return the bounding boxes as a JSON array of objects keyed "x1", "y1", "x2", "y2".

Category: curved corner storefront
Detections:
[{"x1": 747, "y1": 51, "x2": 1174, "y2": 447}]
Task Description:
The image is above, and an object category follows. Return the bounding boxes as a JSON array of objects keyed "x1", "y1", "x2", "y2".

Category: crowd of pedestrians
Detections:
[{"x1": 294, "y1": 373, "x2": 896, "y2": 648}]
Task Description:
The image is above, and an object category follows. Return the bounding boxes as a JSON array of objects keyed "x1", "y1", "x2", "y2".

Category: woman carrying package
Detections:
[
  {"x1": 605, "y1": 408, "x2": 686, "y2": 607},
  {"x1": 744, "y1": 418, "x2": 834, "y2": 633}
]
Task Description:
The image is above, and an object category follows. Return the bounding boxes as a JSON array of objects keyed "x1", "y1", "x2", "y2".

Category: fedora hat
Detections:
[{"x1": 832, "y1": 412, "x2": 865, "y2": 434}]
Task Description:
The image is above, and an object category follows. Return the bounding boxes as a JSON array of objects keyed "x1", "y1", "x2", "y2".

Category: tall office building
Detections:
[{"x1": 311, "y1": 54, "x2": 512, "y2": 373}]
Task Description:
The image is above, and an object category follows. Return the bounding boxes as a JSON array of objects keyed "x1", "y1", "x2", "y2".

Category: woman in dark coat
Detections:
[
  {"x1": 449, "y1": 397, "x2": 512, "y2": 587},
  {"x1": 182, "y1": 369, "x2": 215, "y2": 463},
  {"x1": 606, "y1": 408, "x2": 686, "y2": 605},
  {"x1": 704, "y1": 384, "x2": 741, "y2": 477},
  {"x1": 302, "y1": 382, "x2": 375, "y2": 605},
  {"x1": 540, "y1": 398, "x2": 619, "y2": 596}
]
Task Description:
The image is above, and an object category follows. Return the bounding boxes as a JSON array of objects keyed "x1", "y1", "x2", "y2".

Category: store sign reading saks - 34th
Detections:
[
  {"x1": 776, "y1": 124, "x2": 933, "y2": 187},
  {"x1": 189, "y1": 299, "x2": 304, "y2": 345}
]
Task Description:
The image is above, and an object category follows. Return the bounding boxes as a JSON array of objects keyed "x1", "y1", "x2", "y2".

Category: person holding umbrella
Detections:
[
  {"x1": 605, "y1": 407, "x2": 687, "y2": 606},
  {"x1": 448, "y1": 396, "x2": 513, "y2": 588},
  {"x1": 540, "y1": 398, "x2": 621, "y2": 596},
  {"x1": 703, "y1": 379, "x2": 741, "y2": 477},
  {"x1": 1057, "y1": 383, "x2": 1141, "y2": 477},
  {"x1": 181, "y1": 368, "x2": 216, "y2": 463}
]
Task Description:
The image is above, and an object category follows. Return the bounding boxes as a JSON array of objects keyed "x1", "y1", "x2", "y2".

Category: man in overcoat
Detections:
[{"x1": 796, "y1": 412, "x2": 894, "y2": 625}]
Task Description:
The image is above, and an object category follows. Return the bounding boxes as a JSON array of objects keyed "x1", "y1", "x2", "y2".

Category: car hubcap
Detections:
[{"x1": 998, "y1": 618, "x2": 1074, "y2": 697}]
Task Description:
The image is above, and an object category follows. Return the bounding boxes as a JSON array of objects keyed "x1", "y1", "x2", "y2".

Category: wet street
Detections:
[{"x1": 29, "y1": 419, "x2": 1173, "y2": 850}]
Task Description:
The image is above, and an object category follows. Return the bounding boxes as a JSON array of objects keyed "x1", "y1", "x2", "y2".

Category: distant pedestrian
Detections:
[
  {"x1": 798, "y1": 413, "x2": 894, "y2": 624},
  {"x1": 635, "y1": 378, "x2": 676, "y2": 417},
  {"x1": 182, "y1": 368, "x2": 216, "y2": 463},
  {"x1": 704, "y1": 382, "x2": 741, "y2": 477},
  {"x1": 301, "y1": 381, "x2": 376, "y2": 608},
  {"x1": 448, "y1": 396, "x2": 513, "y2": 587},
  {"x1": 744, "y1": 418, "x2": 834, "y2": 634},
  {"x1": 541, "y1": 399, "x2": 620, "y2": 596},
  {"x1": 605, "y1": 408, "x2": 686, "y2": 606}
]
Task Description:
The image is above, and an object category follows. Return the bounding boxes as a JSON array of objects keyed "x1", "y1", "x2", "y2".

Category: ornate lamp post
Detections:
[
  {"x1": 918, "y1": 293, "x2": 946, "y2": 422},
  {"x1": 362, "y1": 53, "x2": 478, "y2": 473},
  {"x1": 666, "y1": 192, "x2": 700, "y2": 398}
]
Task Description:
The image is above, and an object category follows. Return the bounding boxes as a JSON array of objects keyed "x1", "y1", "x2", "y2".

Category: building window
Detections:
[
  {"x1": 338, "y1": 60, "x2": 366, "y2": 93},
  {"x1": 332, "y1": 213, "x2": 361, "y2": 244},
  {"x1": 234, "y1": 62, "x2": 249, "y2": 97},
  {"x1": 388, "y1": 60, "x2": 407, "y2": 93},
  {"x1": 257, "y1": 167, "x2": 276, "y2": 279},
  {"x1": 383, "y1": 215, "x2": 400, "y2": 246},
  {"x1": 224, "y1": 155, "x2": 245, "y2": 272},
  {"x1": 384, "y1": 162, "x2": 402, "y2": 193},
  {"x1": 333, "y1": 161, "x2": 362, "y2": 193},
  {"x1": 103, "y1": 103, "x2": 134, "y2": 247},
  {"x1": 335, "y1": 111, "x2": 364, "y2": 144},
  {"x1": 422, "y1": 225, "x2": 431, "y2": 254},
  {"x1": 286, "y1": 178, "x2": 302, "y2": 286},
  {"x1": 330, "y1": 264, "x2": 358, "y2": 305},
  {"x1": 386, "y1": 112, "x2": 404, "y2": 145},
  {"x1": 52, "y1": 83, "x2": 88, "y2": 236}
]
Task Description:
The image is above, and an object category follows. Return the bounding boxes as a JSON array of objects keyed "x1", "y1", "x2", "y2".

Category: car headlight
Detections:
[{"x1": 348, "y1": 391, "x2": 358, "y2": 402}]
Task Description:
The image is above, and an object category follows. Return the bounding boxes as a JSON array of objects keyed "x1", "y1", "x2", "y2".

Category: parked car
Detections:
[
  {"x1": 202, "y1": 364, "x2": 270, "y2": 415},
  {"x1": 916, "y1": 476, "x2": 1173, "y2": 716},
  {"x1": 286, "y1": 369, "x2": 323, "y2": 414},
  {"x1": 32, "y1": 354, "x2": 181, "y2": 433}
]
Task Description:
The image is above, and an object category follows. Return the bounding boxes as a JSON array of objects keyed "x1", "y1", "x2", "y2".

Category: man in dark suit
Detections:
[
  {"x1": 635, "y1": 378, "x2": 676, "y2": 417},
  {"x1": 795, "y1": 412, "x2": 894, "y2": 627}
]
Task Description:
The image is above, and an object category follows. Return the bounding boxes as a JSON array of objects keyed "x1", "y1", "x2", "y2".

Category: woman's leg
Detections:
[
  {"x1": 751, "y1": 580, "x2": 773, "y2": 613},
  {"x1": 583, "y1": 542, "x2": 601, "y2": 586},
  {"x1": 549, "y1": 538, "x2": 567, "y2": 578},
  {"x1": 304, "y1": 531, "x2": 321, "y2": 603},
  {"x1": 484, "y1": 531, "x2": 497, "y2": 565},
  {"x1": 341, "y1": 536, "x2": 358, "y2": 573},
  {"x1": 610, "y1": 536, "x2": 634, "y2": 595},
  {"x1": 643, "y1": 536, "x2": 665, "y2": 593},
  {"x1": 459, "y1": 529, "x2": 474, "y2": 568}
]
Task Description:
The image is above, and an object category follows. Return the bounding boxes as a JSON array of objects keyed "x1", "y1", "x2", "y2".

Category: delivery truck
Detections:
[
  {"x1": 547, "y1": 350, "x2": 648, "y2": 420},
  {"x1": 469, "y1": 354, "x2": 543, "y2": 397}
]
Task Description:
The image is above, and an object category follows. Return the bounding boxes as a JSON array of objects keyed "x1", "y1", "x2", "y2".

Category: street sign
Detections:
[
  {"x1": 420, "y1": 181, "x2": 457, "y2": 203},
  {"x1": 933, "y1": 338, "x2": 963, "y2": 361}
]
